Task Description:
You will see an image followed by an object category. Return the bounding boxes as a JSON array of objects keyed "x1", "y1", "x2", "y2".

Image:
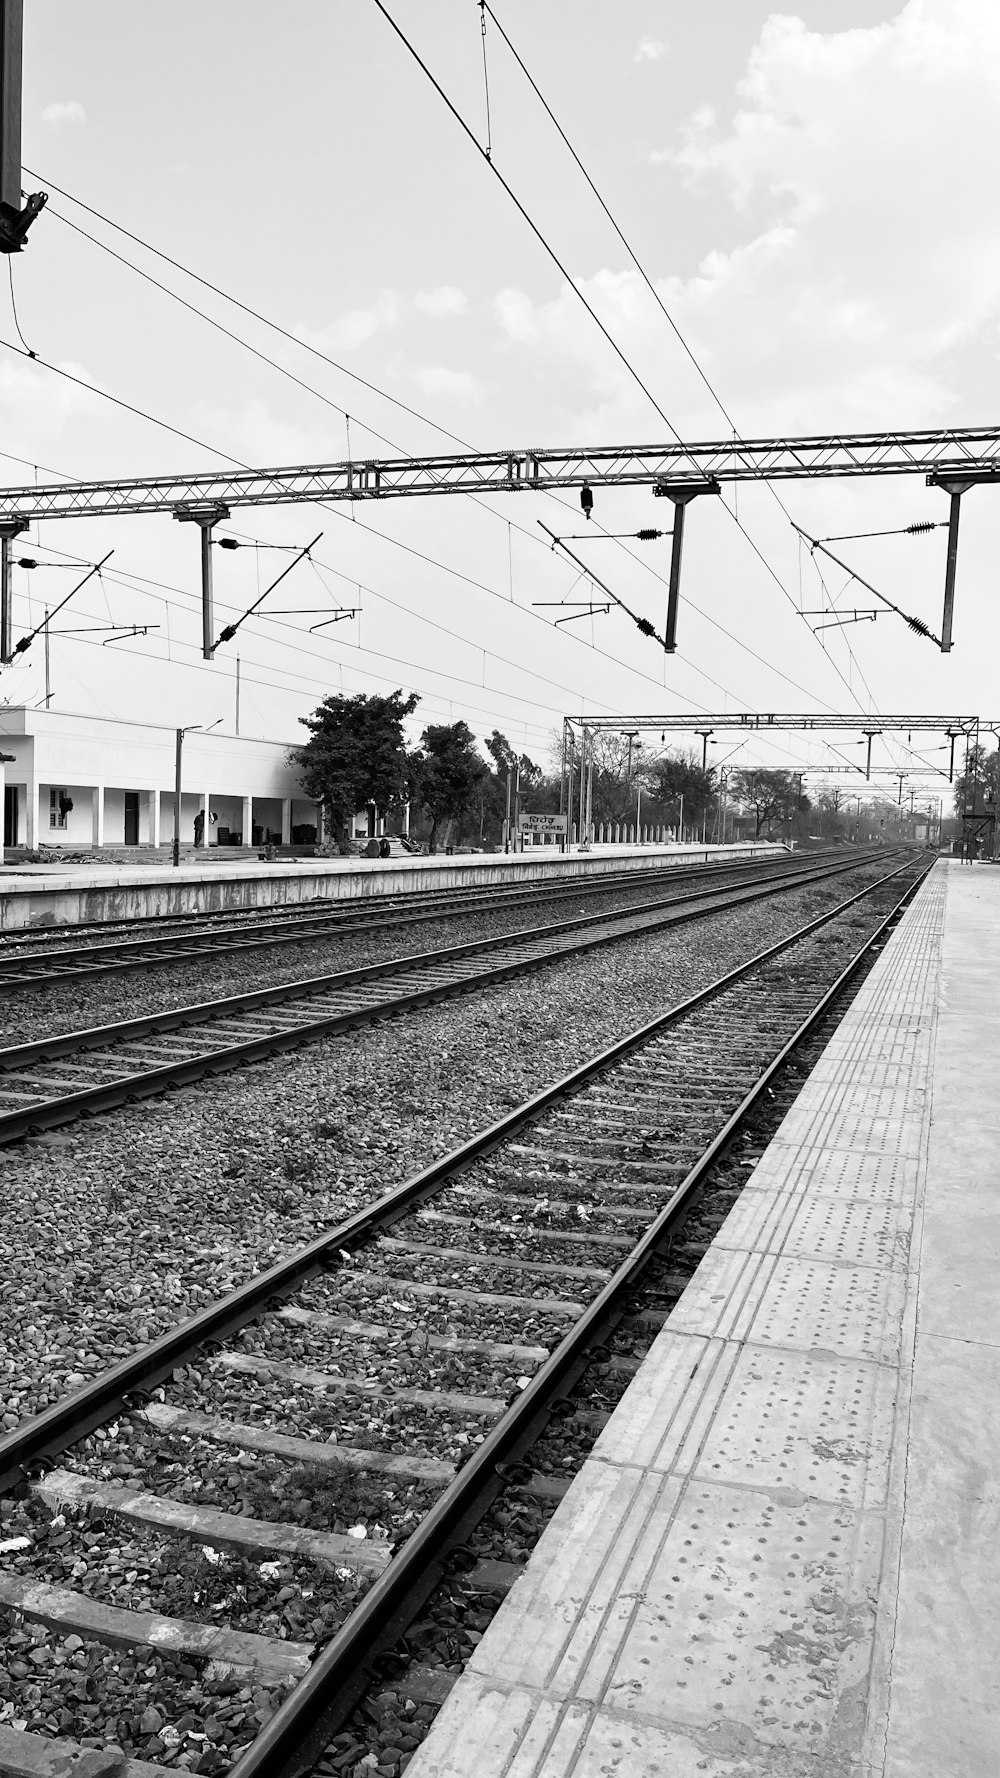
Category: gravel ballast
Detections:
[
  {"x1": 0, "y1": 858, "x2": 855, "y2": 1048},
  {"x1": 1, "y1": 865, "x2": 895, "y2": 1427}
]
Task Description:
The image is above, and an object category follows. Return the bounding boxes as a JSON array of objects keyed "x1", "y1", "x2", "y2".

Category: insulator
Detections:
[
  {"x1": 634, "y1": 616, "x2": 655, "y2": 637},
  {"x1": 217, "y1": 623, "x2": 238, "y2": 643},
  {"x1": 905, "y1": 614, "x2": 932, "y2": 637},
  {"x1": 580, "y1": 484, "x2": 594, "y2": 519},
  {"x1": 217, "y1": 537, "x2": 241, "y2": 550},
  {"x1": 16, "y1": 557, "x2": 37, "y2": 569},
  {"x1": 635, "y1": 528, "x2": 662, "y2": 542},
  {"x1": 905, "y1": 521, "x2": 937, "y2": 534}
]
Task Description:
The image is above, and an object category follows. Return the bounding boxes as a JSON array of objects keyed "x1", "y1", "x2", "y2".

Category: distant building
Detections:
[{"x1": 0, "y1": 707, "x2": 322, "y2": 850}]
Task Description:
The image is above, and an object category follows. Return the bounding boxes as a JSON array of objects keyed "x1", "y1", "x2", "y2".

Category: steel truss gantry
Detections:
[
  {"x1": 563, "y1": 713, "x2": 980, "y2": 735},
  {"x1": 561, "y1": 713, "x2": 985, "y2": 791},
  {"x1": 1, "y1": 424, "x2": 998, "y2": 660}
]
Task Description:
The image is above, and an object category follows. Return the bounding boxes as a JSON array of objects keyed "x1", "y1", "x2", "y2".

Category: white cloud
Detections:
[
  {"x1": 42, "y1": 100, "x2": 86, "y2": 128},
  {"x1": 634, "y1": 37, "x2": 667, "y2": 63},
  {"x1": 483, "y1": 1, "x2": 997, "y2": 442},
  {"x1": 494, "y1": 287, "x2": 539, "y2": 345},
  {"x1": 415, "y1": 286, "x2": 467, "y2": 318},
  {"x1": 659, "y1": 0, "x2": 1000, "y2": 426},
  {"x1": 299, "y1": 292, "x2": 400, "y2": 356},
  {"x1": 407, "y1": 365, "x2": 483, "y2": 402}
]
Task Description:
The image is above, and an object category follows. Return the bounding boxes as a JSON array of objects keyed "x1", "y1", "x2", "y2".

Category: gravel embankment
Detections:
[{"x1": 1, "y1": 865, "x2": 891, "y2": 1426}]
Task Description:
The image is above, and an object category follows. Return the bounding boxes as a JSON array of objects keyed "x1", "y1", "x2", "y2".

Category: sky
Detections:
[{"x1": 0, "y1": 0, "x2": 997, "y2": 807}]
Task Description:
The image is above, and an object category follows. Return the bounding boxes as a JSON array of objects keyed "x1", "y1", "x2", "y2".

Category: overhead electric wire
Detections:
[
  {"x1": 456, "y1": 3, "x2": 887, "y2": 717},
  {"x1": 31, "y1": 170, "x2": 838, "y2": 720},
  {"x1": 24, "y1": 165, "x2": 472, "y2": 452}
]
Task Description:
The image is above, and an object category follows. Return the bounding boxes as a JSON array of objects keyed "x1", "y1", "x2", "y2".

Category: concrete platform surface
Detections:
[{"x1": 403, "y1": 859, "x2": 1000, "y2": 1778}]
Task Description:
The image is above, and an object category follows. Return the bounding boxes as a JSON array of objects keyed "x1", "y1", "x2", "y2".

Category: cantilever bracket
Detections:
[
  {"x1": 652, "y1": 477, "x2": 720, "y2": 651},
  {"x1": 927, "y1": 469, "x2": 1000, "y2": 653}
]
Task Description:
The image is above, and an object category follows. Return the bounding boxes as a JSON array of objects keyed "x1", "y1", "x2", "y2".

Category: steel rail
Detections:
[
  {"x1": 0, "y1": 858, "x2": 933, "y2": 1778},
  {"x1": 0, "y1": 849, "x2": 800, "y2": 992},
  {"x1": 238, "y1": 856, "x2": 933, "y2": 1778},
  {"x1": 0, "y1": 848, "x2": 788, "y2": 952},
  {"x1": 0, "y1": 854, "x2": 924, "y2": 1494},
  {"x1": 0, "y1": 851, "x2": 894, "y2": 1144}
]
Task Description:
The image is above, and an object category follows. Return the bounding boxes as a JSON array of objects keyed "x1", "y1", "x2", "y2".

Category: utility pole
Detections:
[
  {"x1": 235, "y1": 656, "x2": 241, "y2": 736},
  {"x1": 173, "y1": 729, "x2": 184, "y2": 867},
  {"x1": 0, "y1": 517, "x2": 27, "y2": 660},
  {"x1": 173, "y1": 718, "x2": 222, "y2": 865},
  {"x1": 173, "y1": 503, "x2": 231, "y2": 658},
  {"x1": 43, "y1": 607, "x2": 50, "y2": 707},
  {"x1": 0, "y1": 2, "x2": 46, "y2": 253}
]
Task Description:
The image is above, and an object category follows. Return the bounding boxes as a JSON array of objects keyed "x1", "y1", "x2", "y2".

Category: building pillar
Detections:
[
  {"x1": 240, "y1": 795, "x2": 252, "y2": 846},
  {"x1": 149, "y1": 790, "x2": 161, "y2": 848},
  {"x1": 316, "y1": 803, "x2": 326, "y2": 843},
  {"x1": 280, "y1": 798, "x2": 292, "y2": 844},
  {"x1": 196, "y1": 791, "x2": 211, "y2": 846},
  {"x1": 92, "y1": 785, "x2": 105, "y2": 848}
]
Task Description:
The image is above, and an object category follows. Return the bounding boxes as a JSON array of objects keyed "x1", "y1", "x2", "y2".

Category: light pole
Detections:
[{"x1": 173, "y1": 719, "x2": 222, "y2": 866}]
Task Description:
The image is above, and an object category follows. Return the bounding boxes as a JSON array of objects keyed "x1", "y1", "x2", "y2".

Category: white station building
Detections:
[{"x1": 0, "y1": 707, "x2": 323, "y2": 851}]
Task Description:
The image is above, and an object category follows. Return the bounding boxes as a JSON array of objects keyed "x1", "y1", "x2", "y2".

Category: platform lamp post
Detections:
[{"x1": 173, "y1": 718, "x2": 222, "y2": 866}]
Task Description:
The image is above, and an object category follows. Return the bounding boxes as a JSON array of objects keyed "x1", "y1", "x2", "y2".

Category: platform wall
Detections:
[{"x1": 0, "y1": 844, "x2": 786, "y2": 930}]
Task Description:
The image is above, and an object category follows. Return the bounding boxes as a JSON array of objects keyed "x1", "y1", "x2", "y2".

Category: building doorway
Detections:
[
  {"x1": 3, "y1": 785, "x2": 17, "y2": 846},
  {"x1": 124, "y1": 791, "x2": 140, "y2": 846}
]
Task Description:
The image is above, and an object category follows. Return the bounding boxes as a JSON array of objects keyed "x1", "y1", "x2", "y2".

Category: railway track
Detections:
[
  {"x1": 0, "y1": 849, "x2": 804, "y2": 994},
  {"x1": 0, "y1": 854, "x2": 933, "y2": 1778},
  {"x1": 0, "y1": 849, "x2": 896, "y2": 1144}
]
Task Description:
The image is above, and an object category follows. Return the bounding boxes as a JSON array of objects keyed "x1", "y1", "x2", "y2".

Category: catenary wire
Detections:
[
  {"x1": 383, "y1": 1, "x2": 882, "y2": 718},
  {"x1": 29, "y1": 171, "x2": 847, "y2": 719},
  {"x1": 479, "y1": 3, "x2": 890, "y2": 710}
]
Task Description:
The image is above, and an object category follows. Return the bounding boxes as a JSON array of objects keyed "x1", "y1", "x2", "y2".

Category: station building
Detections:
[{"x1": 0, "y1": 707, "x2": 323, "y2": 851}]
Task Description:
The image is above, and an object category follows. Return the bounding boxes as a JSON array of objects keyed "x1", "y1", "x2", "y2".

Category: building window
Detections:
[{"x1": 49, "y1": 788, "x2": 72, "y2": 829}]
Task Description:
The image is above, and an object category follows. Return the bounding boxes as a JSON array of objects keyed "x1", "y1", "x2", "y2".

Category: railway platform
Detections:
[
  {"x1": 405, "y1": 857, "x2": 1000, "y2": 1778},
  {"x1": 0, "y1": 841, "x2": 782, "y2": 931}
]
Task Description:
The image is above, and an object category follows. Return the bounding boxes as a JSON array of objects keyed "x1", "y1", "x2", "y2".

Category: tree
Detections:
[
  {"x1": 415, "y1": 720, "x2": 486, "y2": 852},
  {"x1": 648, "y1": 752, "x2": 715, "y2": 833},
  {"x1": 480, "y1": 731, "x2": 549, "y2": 845},
  {"x1": 953, "y1": 743, "x2": 1000, "y2": 818},
  {"x1": 291, "y1": 689, "x2": 419, "y2": 849},
  {"x1": 730, "y1": 768, "x2": 803, "y2": 837}
]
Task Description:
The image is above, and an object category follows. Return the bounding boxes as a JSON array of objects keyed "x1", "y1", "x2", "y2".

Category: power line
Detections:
[
  {"x1": 30, "y1": 168, "x2": 835, "y2": 717},
  {"x1": 371, "y1": 1, "x2": 694, "y2": 456},
  {"x1": 451, "y1": 3, "x2": 883, "y2": 716}
]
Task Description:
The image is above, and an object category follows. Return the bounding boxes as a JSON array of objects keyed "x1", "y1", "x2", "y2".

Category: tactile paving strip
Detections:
[{"x1": 404, "y1": 868, "x2": 947, "y2": 1778}]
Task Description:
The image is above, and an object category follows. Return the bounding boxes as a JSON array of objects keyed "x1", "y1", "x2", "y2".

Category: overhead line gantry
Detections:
[{"x1": 1, "y1": 424, "x2": 998, "y2": 661}]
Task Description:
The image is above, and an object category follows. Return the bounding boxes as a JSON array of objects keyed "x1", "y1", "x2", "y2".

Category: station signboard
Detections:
[{"x1": 518, "y1": 813, "x2": 568, "y2": 835}]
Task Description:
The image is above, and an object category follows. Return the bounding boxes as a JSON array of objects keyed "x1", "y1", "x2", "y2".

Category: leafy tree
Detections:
[
  {"x1": 953, "y1": 743, "x2": 1000, "y2": 818},
  {"x1": 291, "y1": 689, "x2": 419, "y2": 849},
  {"x1": 730, "y1": 768, "x2": 804, "y2": 837},
  {"x1": 648, "y1": 752, "x2": 715, "y2": 831},
  {"x1": 414, "y1": 720, "x2": 486, "y2": 852},
  {"x1": 480, "y1": 731, "x2": 549, "y2": 844}
]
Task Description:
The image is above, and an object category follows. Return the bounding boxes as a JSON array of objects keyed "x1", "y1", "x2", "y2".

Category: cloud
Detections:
[
  {"x1": 298, "y1": 292, "x2": 400, "y2": 356},
  {"x1": 634, "y1": 37, "x2": 667, "y2": 63},
  {"x1": 660, "y1": 0, "x2": 1000, "y2": 424},
  {"x1": 415, "y1": 286, "x2": 467, "y2": 318},
  {"x1": 480, "y1": 1, "x2": 1000, "y2": 441},
  {"x1": 407, "y1": 365, "x2": 483, "y2": 402},
  {"x1": 42, "y1": 100, "x2": 86, "y2": 128}
]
